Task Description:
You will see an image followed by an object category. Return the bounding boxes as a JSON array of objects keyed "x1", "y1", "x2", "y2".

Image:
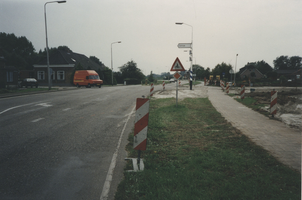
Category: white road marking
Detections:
[
  {"x1": 62, "y1": 108, "x2": 71, "y2": 111},
  {"x1": 100, "y1": 105, "x2": 136, "y2": 200},
  {"x1": 31, "y1": 118, "x2": 44, "y2": 123},
  {"x1": 0, "y1": 101, "x2": 44, "y2": 115},
  {"x1": 36, "y1": 103, "x2": 52, "y2": 107}
]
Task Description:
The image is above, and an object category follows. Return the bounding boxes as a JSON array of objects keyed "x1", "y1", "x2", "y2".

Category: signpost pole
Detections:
[{"x1": 176, "y1": 75, "x2": 178, "y2": 107}]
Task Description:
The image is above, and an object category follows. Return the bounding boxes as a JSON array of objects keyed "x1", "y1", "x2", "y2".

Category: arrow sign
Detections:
[
  {"x1": 177, "y1": 43, "x2": 192, "y2": 48},
  {"x1": 170, "y1": 57, "x2": 185, "y2": 71}
]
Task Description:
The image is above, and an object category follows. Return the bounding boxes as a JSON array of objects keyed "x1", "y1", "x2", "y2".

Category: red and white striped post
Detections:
[
  {"x1": 240, "y1": 85, "x2": 245, "y2": 100},
  {"x1": 226, "y1": 82, "x2": 230, "y2": 94},
  {"x1": 150, "y1": 83, "x2": 154, "y2": 97},
  {"x1": 220, "y1": 81, "x2": 225, "y2": 91},
  {"x1": 179, "y1": 79, "x2": 181, "y2": 86},
  {"x1": 133, "y1": 98, "x2": 150, "y2": 169},
  {"x1": 270, "y1": 90, "x2": 277, "y2": 117},
  {"x1": 162, "y1": 81, "x2": 165, "y2": 90}
]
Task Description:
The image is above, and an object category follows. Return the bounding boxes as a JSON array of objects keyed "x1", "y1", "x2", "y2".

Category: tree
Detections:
[
  {"x1": 255, "y1": 60, "x2": 273, "y2": 75},
  {"x1": 273, "y1": 55, "x2": 302, "y2": 70},
  {"x1": 0, "y1": 32, "x2": 37, "y2": 70},
  {"x1": 192, "y1": 64, "x2": 204, "y2": 80},
  {"x1": 212, "y1": 62, "x2": 232, "y2": 80},
  {"x1": 273, "y1": 56, "x2": 289, "y2": 70},
  {"x1": 119, "y1": 60, "x2": 145, "y2": 83},
  {"x1": 148, "y1": 71, "x2": 154, "y2": 82},
  {"x1": 289, "y1": 56, "x2": 302, "y2": 69}
]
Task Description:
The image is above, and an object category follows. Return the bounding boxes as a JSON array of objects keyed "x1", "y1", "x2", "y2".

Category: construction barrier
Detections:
[
  {"x1": 226, "y1": 82, "x2": 230, "y2": 94},
  {"x1": 134, "y1": 98, "x2": 150, "y2": 151},
  {"x1": 240, "y1": 85, "x2": 245, "y2": 100},
  {"x1": 220, "y1": 80, "x2": 225, "y2": 91},
  {"x1": 150, "y1": 83, "x2": 154, "y2": 97},
  {"x1": 162, "y1": 81, "x2": 165, "y2": 90},
  {"x1": 270, "y1": 90, "x2": 278, "y2": 116}
]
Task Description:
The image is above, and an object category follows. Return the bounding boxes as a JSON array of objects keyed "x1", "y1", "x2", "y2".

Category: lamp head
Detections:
[
  {"x1": 175, "y1": 22, "x2": 183, "y2": 25},
  {"x1": 57, "y1": 1, "x2": 66, "y2": 3}
]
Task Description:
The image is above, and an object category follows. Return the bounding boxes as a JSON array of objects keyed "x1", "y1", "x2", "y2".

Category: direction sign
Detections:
[
  {"x1": 177, "y1": 43, "x2": 192, "y2": 48},
  {"x1": 170, "y1": 57, "x2": 185, "y2": 71}
]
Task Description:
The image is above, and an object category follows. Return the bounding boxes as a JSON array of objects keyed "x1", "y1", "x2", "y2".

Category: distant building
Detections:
[
  {"x1": 239, "y1": 62, "x2": 264, "y2": 80},
  {"x1": 0, "y1": 56, "x2": 19, "y2": 88},
  {"x1": 275, "y1": 69, "x2": 302, "y2": 80},
  {"x1": 33, "y1": 50, "x2": 105, "y2": 86}
]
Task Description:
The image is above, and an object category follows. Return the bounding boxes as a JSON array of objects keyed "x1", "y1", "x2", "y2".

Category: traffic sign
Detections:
[
  {"x1": 170, "y1": 57, "x2": 185, "y2": 71},
  {"x1": 174, "y1": 72, "x2": 181, "y2": 80},
  {"x1": 177, "y1": 43, "x2": 192, "y2": 48}
]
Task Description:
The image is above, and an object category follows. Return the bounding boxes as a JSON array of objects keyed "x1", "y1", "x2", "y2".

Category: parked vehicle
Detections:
[
  {"x1": 169, "y1": 78, "x2": 176, "y2": 83},
  {"x1": 19, "y1": 78, "x2": 38, "y2": 88},
  {"x1": 73, "y1": 70, "x2": 103, "y2": 88}
]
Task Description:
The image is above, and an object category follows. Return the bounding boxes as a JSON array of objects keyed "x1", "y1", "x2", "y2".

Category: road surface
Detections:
[{"x1": 0, "y1": 84, "x2": 170, "y2": 200}]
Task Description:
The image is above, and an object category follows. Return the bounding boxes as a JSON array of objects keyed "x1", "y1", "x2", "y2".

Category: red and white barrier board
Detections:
[
  {"x1": 270, "y1": 91, "x2": 277, "y2": 116},
  {"x1": 162, "y1": 81, "x2": 165, "y2": 90},
  {"x1": 134, "y1": 98, "x2": 150, "y2": 151},
  {"x1": 150, "y1": 83, "x2": 154, "y2": 97},
  {"x1": 240, "y1": 85, "x2": 245, "y2": 100},
  {"x1": 226, "y1": 82, "x2": 230, "y2": 94},
  {"x1": 220, "y1": 81, "x2": 225, "y2": 91}
]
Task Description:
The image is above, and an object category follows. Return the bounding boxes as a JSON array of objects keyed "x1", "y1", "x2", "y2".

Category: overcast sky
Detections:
[{"x1": 1, "y1": 0, "x2": 301, "y2": 75}]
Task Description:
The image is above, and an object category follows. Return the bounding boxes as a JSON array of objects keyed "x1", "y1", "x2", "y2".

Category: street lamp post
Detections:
[
  {"x1": 111, "y1": 41, "x2": 121, "y2": 86},
  {"x1": 176, "y1": 22, "x2": 193, "y2": 90},
  {"x1": 44, "y1": 0, "x2": 66, "y2": 90},
  {"x1": 234, "y1": 54, "x2": 238, "y2": 86}
]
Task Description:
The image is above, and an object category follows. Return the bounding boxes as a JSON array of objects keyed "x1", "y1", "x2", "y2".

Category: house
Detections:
[
  {"x1": 33, "y1": 50, "x2": 105, "y2": 86},
  {"x1": 275, "y1": 69, "x2": 302, "y2": 80},
  {"x1": 0, "y1": 56, "x2": 19, "y2": 88},
  {"x1": 239, "y1": 62, "x2": 264, "y2": 80}
]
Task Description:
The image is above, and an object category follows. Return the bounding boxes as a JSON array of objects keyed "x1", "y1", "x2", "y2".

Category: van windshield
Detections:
[{"x1": 89, "y1": 75, "x2": 100, "y2": 80}]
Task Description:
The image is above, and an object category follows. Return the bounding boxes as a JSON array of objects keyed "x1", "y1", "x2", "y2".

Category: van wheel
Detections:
[
  {"x1": 99, "y1": 85, "x2": 101, "y2": 88},
  {"x1": 77, "y1": 84, "x2": 80, "y2": 88},
  {"x1": 88, "y1": 84, "x2": 91, "y2": 88}
]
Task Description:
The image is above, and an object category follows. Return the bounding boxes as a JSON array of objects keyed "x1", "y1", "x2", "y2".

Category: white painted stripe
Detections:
[
  {"x1": 135, "y1": 101, "x2": 149, "y2": 123},
  {"x1": 100, "y1": 105, "x2": 136, "y2": 200},
  {"x1": 32, "y1": 118, "x2": 44, "y2": 123},
  {"x1": 133, "y1": 126, "x2": 148, "y2": 148},
  {"x1": 0, "y1": 101, "x2": 43, "y2": 115},
  {"x1": 271, "y1": 104, "x2": 277, "y2": 114},
  {"x1": 271, "y1": 92, "x2": 277, "y2": 101},
  {"x1": 62, "y1": 108, "x2": 71, "y2": 111}
]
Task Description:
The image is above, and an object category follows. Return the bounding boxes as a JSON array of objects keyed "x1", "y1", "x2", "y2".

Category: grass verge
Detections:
[
  {"x1": 232, "y1": 96, "x2": 271, "y2": 118},
  {"x1": 115, "y1": 97, "x2": 300, "y2": 200}
]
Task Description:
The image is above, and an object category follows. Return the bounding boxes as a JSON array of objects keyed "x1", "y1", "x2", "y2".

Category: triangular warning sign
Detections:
[{"x1": 170, "y1": 57, "x2": 185, "y2": 71}]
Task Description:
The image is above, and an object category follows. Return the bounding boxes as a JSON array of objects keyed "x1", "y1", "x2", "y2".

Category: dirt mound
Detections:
[{"x1": 246, "y1": 90, "x2": 302, "y2": 129}]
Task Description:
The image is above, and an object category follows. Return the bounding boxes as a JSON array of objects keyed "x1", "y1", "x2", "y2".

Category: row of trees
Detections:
[{"x1": 0, "y1": 32, "x2": 146, "y2": 85}]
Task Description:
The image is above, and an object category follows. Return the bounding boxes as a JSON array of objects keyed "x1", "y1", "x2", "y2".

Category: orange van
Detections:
[{"x1": 73, "y1": 70, "x2": 103, "y2": 88}]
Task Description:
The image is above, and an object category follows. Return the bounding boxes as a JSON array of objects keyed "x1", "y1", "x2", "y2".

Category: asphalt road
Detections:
[{"x1": 0, "y1": 84, "x2": 168, "y2": 200}]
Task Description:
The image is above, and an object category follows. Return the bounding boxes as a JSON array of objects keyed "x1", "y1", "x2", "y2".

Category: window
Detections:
[
  {"x1": 37, "y1": 71, "x2": 45, "y2": 80},
  {"x1": 51, "y1": 71, "x2": 55, "y2": 80},
  {"x1": 57, "y1": 71, "x2": 65, "y2": 80},
  {"x1": 6, "y1": 72, "x2": 13, "y2": 82}
]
